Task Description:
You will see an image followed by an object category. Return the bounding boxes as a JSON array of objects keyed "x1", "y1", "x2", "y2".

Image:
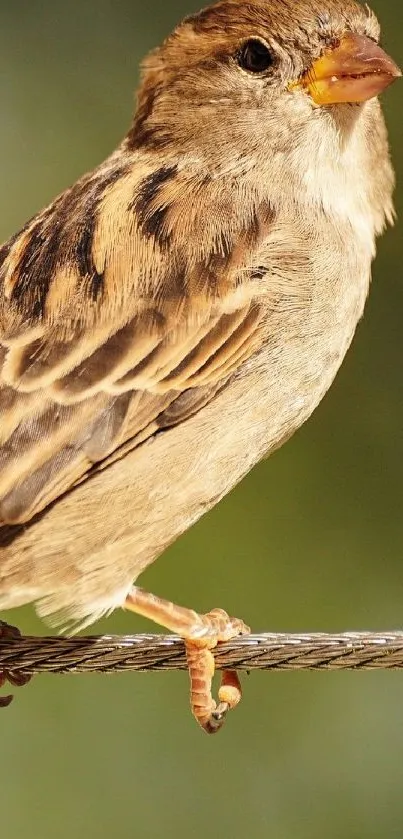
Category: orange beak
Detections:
[{"x1": 293, "y1": 33, "x2": 401, "y2": 105}]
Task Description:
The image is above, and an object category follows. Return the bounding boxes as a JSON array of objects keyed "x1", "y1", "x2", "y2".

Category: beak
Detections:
[{"x1": 292, "y1": 33, "x2": 401, "y2": 105}]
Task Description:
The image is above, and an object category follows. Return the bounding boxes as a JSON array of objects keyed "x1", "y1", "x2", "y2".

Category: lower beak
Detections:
[{"x1": 292, "y1": 33, "x2": 401, "y2": 105}]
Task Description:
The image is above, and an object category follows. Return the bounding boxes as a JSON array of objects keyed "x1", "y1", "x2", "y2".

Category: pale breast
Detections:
[{"x1": 0, "y1": 207, "x2": 374, "y2": 627}]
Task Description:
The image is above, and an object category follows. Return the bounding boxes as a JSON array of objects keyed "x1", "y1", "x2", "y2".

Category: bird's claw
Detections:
[{"x1": 0, "y1": 620, "x2": 31, "y2": 707}]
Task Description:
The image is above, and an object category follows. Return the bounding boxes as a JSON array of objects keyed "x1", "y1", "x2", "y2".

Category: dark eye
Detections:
[{"x1": 237, "y1": 39, "x2": 274, "y2": 74}]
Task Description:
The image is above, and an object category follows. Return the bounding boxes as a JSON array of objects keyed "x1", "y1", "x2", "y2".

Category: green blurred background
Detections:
[{"x1": 0, "y1": 1, "x2": 402, "y2": 837}]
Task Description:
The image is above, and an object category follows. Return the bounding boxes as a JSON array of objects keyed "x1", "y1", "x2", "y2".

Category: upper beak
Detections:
[{"x1": 292, "y1": 33, "x2": 401, "y2": 105}]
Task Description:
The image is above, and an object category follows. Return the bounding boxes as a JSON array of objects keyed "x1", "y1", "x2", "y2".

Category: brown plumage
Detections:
[{"x1": 0, "y1": 0, "x2": 400, "y2": 731}]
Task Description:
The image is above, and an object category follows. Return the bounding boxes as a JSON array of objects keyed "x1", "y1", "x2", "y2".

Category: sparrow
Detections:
[{"x1": 0, "y1": 0, "x2": 400, "y2": 733}]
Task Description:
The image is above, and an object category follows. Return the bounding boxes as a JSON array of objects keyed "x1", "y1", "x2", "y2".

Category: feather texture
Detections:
[{"x1": 0, "y1": 151, "x2": 267, "y2": 527}]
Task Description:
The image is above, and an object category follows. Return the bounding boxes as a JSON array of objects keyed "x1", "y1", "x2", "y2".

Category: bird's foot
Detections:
[
  {"x1": 124, "y1": 587, "x2": 249, "y2": 733},
  {"x1": 0, "y1": 620, "x2": 31, "y2": 707}
]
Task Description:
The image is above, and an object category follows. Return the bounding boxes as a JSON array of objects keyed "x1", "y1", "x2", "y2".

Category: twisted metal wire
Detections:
[{"x1": 2, "y1": 629, "x2": 403, "y2": 675}]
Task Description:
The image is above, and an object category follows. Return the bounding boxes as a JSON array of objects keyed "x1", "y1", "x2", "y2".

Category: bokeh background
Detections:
[{"x1": 0, "y1": 1, "x2": 402, "y2": 837}]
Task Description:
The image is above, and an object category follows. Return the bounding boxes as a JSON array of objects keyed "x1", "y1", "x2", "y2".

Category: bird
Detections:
[{"x1": 0, "y1": 0, "x2": 400, "y2": 732}]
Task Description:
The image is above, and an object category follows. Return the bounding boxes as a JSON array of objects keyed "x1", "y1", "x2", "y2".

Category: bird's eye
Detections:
[{"x1": 237, "y1": 39, "x2": 274, "y2": 74}]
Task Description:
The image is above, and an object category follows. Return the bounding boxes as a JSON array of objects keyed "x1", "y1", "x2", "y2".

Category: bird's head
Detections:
[{"x1": 127, "y1": 0, "x2": 400, "y2": 230}]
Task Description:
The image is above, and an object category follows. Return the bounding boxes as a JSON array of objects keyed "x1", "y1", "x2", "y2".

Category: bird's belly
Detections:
[
  {"x1": 0, "y1": 260, "x2": 371, "y2": 624},
  {"x1": 121, "y1": 256, "x2": 371, "y2": 575}
]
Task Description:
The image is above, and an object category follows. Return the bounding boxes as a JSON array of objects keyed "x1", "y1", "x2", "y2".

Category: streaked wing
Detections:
[{"x1": 0, "y1": 151, "x2": 269, "y2": 525}]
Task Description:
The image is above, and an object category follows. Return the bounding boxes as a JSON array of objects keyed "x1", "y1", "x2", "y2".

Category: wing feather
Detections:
[{"x1": 0, "y1": 151, "x2": 269, "y2": 527}]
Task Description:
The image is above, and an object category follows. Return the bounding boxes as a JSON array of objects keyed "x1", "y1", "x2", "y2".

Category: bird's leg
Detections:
[
  {"x1": 124, "y1": 587, "x2": 249, "y2": 734},
  {"x1": 0, "y1": 620, "x2": 31, "y2": 707}
]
